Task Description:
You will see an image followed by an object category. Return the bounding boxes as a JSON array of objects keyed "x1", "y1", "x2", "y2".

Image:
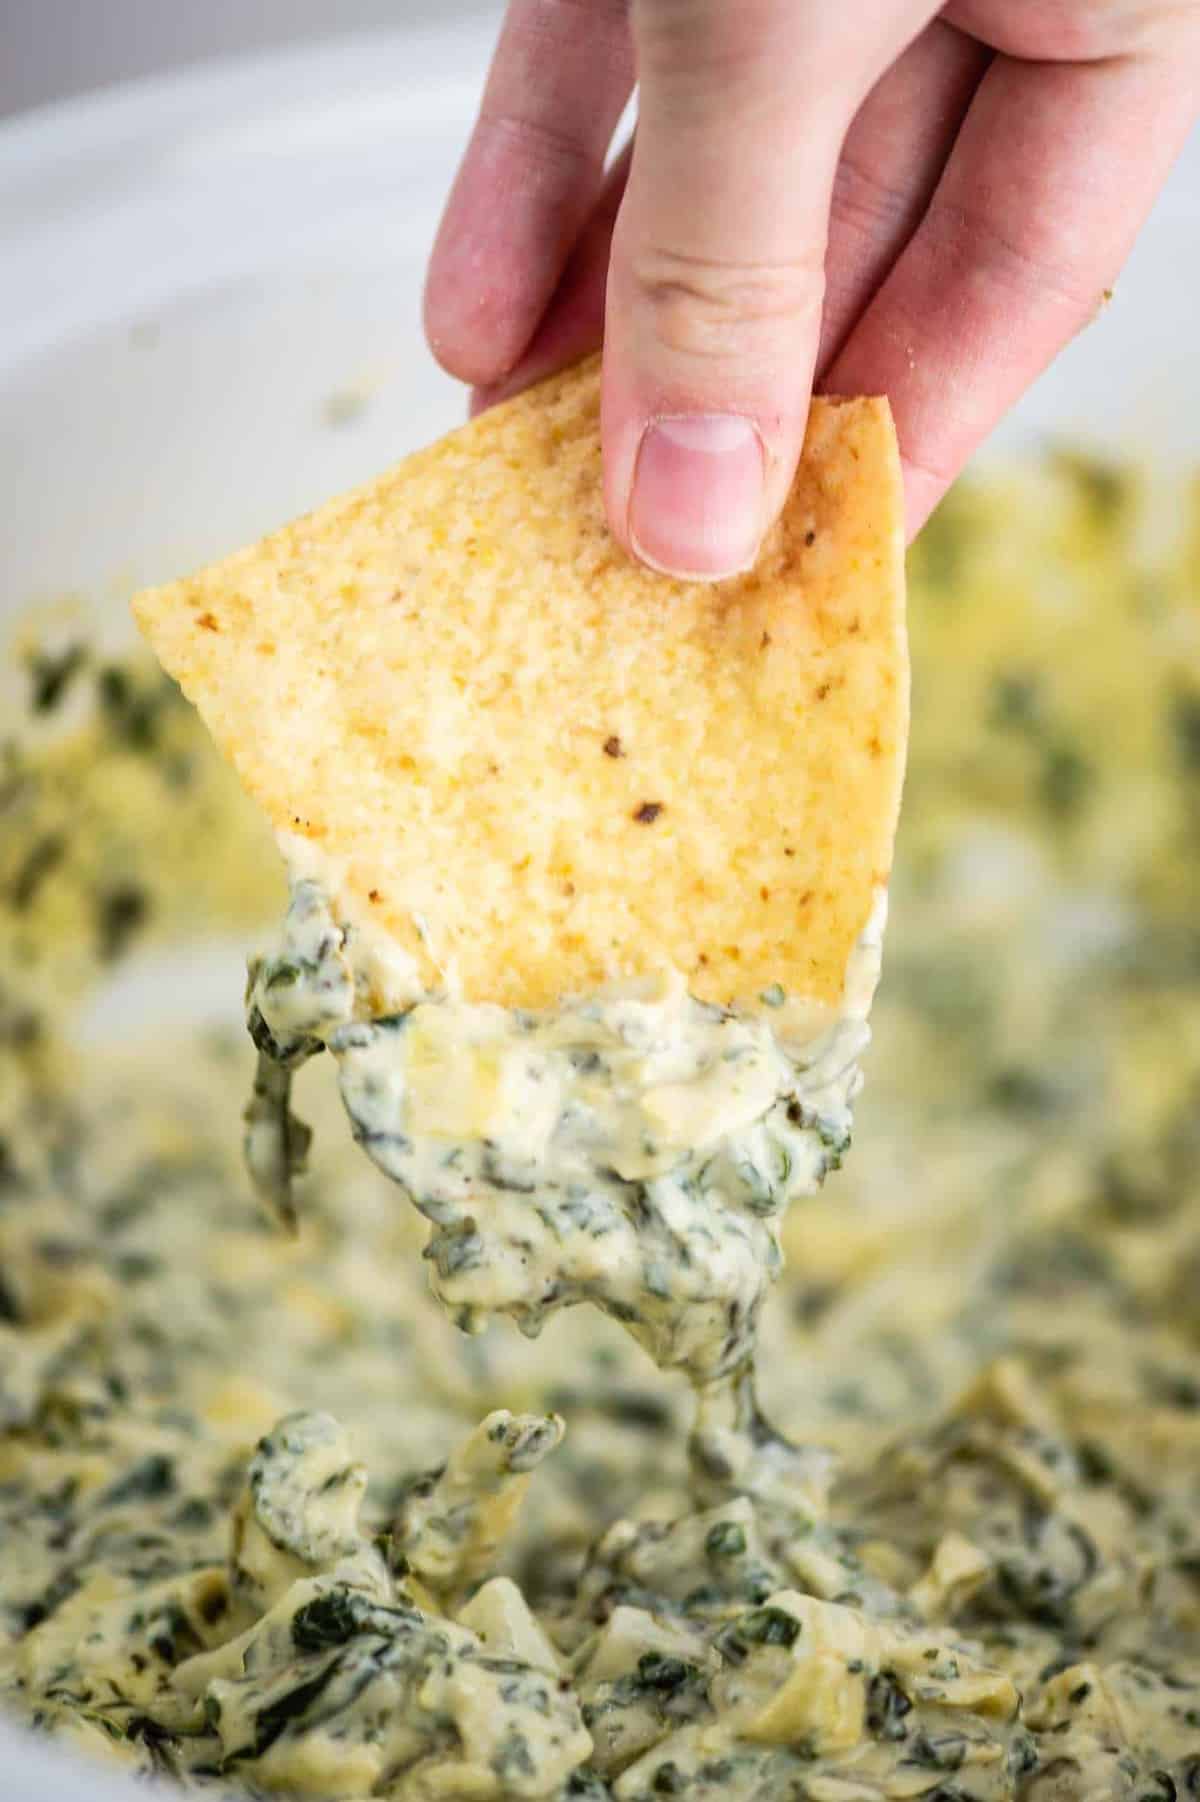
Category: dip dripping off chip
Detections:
[{"x1": 133, "y1": 357, "x2": 908, "y2": 1009}]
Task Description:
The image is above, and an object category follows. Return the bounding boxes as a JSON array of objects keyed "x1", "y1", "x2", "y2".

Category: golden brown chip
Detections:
[{"x1": 134, "y1": 357, "x2": 907, "y2": 1009}]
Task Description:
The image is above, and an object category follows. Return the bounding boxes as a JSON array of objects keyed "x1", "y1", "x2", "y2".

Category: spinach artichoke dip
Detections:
[{"x1": 2, "y1": 455, "x2": 1199, "y2": 1802}]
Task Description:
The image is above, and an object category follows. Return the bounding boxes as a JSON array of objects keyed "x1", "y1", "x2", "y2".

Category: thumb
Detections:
[{"x1": 604, "y1": 0, "x2": 932, "y2": 579}]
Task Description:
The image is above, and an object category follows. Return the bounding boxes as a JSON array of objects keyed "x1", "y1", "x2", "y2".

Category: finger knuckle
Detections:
[
  {"x1": 480, "y1": 107, "x2": 596, "y2": 178},
  {"x1": 933, "y1": 198, "x2": 1104, "y2": 319},
  {"x1": 831, "y1": 150, "x2": 918, "y2": 242},
  {"x1": 632, "y1": 248, "x2": 824, "y2": 362},
  {"x1": 634, "y1": 0, "x2": 795, "y2": 89}
]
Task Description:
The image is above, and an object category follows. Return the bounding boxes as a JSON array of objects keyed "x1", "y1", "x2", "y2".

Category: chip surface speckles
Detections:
[{"x1": 133, "y1": 357, "x2": 908, "y2": 1009}]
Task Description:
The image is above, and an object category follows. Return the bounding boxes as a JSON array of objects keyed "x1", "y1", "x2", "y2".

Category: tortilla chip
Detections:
[{"x1": 133, "y1": 357, "x2": 907, "y2": 1009}]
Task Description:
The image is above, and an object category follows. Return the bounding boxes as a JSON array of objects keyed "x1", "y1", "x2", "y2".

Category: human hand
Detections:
[{"x1": 424, "y1": 2, "x2": 1200, "y2": 579}]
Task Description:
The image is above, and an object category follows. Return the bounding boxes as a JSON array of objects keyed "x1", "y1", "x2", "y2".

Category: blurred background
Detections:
[{"x1": 0, "y1": 0, "x2": 498, "y2": 118}]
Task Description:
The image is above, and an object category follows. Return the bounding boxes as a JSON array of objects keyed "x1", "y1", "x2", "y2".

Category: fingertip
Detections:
[
  {"x1": 601, "y1": 346, "x2": 809, "y2": 583},
  {"x1": 462, "y1": 185, "x2": 617, "y2": 417},
  {"x1": 596, "y1": 110, "x2": 826, "y2": 576},
  {"x1": 901, "y1": 461, "x2": 947, "y2": 543},
  {"x1": 422, "y1": 259, "x2": 525, "y2": 392},
  {"x1": 626, "y1": 414, "x2": 768, "y2": 582}
]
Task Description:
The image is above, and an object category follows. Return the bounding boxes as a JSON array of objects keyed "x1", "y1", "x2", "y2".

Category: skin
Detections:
[{"x1": 424, "y1": 1, "x2": 1200, "y2": 579}]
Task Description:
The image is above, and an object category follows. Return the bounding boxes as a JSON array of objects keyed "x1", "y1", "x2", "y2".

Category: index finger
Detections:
[{"x1": 424, "y1": 0, "x2": 634, "y2": 389}]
